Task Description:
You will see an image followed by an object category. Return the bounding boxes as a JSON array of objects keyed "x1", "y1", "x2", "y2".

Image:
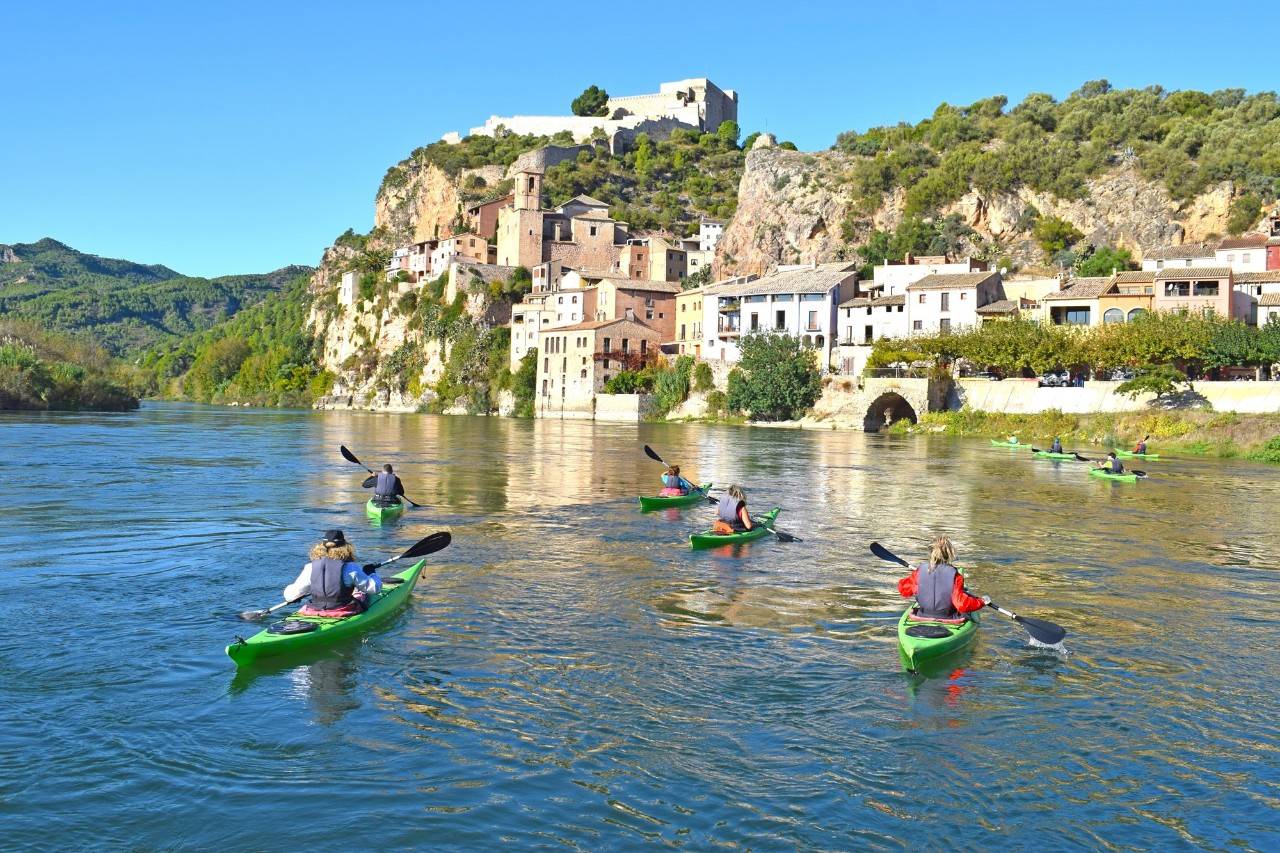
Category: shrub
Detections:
[{"x1": 693, "y1": 361, "x2": 714, "y2": 392}]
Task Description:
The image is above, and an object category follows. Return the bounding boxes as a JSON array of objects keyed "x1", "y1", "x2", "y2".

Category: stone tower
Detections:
[{"x1": 514, "y1": 169, "x2": 543, "y2": 211}]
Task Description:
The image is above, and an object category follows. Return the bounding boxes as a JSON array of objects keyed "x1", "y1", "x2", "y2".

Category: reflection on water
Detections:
[{"x1": 2, "y1": 403, "x2": 1279, "y2": 850}]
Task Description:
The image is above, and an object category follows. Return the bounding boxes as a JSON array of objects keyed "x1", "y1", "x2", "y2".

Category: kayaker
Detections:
[
  {"x1": 364, "y1": 464, "x2": 405, "y2": 506},
  {"x1": 1097, "y1": 452, "x2": 1125, "y2": 475},
  {"x1": 283, "y1": 529, "x2": 382, "y2": 616},
  {"x1": 711, "y1": 485, "x2": 754, "y2": 535},
  {"x1": 1134, "y1": 438, "x2": 1148, "y2": 455},
  {"x1": 1050, "y1": 437, "x2": 1064, "y2": 454},
  {"x1": 897, "y1": 536, "x2": 988, "y2": 620},
  {"x1": 659, "y1": 464, "x2": 695, "y2": 497},
  {"x1": 1007, "y1": 435, "x2": 1019, "y2": 445}
]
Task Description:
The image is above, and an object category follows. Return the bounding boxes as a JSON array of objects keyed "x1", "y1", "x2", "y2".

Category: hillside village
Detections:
[{"x1": 314, "y1": 77, "x2": 1280, "y2": 423}]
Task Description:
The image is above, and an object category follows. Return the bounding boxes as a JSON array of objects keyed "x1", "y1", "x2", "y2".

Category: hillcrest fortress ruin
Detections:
[{"x1": 442, "y1": 78, "x2": 738, "y2": 151}]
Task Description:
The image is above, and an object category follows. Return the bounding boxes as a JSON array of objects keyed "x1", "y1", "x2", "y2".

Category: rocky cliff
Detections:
[{"x1": 718, "y1": 148, "x2": 1238, "y2": 276}]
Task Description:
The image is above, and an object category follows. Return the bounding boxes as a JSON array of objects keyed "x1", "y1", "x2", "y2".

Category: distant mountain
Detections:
[{"x1": 0, "y1": 238, "x2": 313, "y2": 356}]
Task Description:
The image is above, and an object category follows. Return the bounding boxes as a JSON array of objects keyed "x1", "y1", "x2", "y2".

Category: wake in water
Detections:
[{"x1": 1028, "y1": 637, "x2": 1070, "y2": 657}]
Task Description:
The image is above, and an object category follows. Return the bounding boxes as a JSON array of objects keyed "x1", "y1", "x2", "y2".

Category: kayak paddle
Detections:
[
  {"x1": 868, "y1": 541, "x2": 1067, "y2": 646},
  {"x1": 238, "y1": 531, "x2": 452, "y2": 621},
  {"x1": 340, "y1": 445, "x2": 424, "y2": 507}
]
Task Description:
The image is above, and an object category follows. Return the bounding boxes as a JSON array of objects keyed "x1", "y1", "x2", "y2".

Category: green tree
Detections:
[
  {"x1": 511, "y1": 348, "x2": 537, "y2": 417},
  {"x1": 1077, "y1": 246, "x2": 1134, "y2": 277},
  {"x1": 716, "y1": 120, "x2": 741, "y2": 147},
  {"x1": 1116, "y1": 364, "x2": 1191, "y2": 402},
  {"x1": 571, "y1": 85, "x2": 610, "y2": 117},
  {"x1": 1227, "y1": 193, "x2": 1263, "y2": 235},
  {"x1": 1203, "y1": 319, "x2": 1261, "y2": 370},
  {"x1": 725, "y1": 334, "x2": 822, "y2": 420},
  {"x1": 1033, "y1": 216, "x2": 1084, "y2": 260}
]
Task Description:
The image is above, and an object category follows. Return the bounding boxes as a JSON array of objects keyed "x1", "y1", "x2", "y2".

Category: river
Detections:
[{"x1": 3, "y1": 402, "x2": 1278, "y2": 850}]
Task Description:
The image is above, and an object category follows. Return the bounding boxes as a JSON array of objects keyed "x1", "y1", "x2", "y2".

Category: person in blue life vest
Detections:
[
  {"x1": 1050, "y1": 437, "x2": 1064, "y2": 454},
  {"x1": 1097, "y1": 451, "x2": 1125, "y2": 475},
  {"x1": 659, "y1": 464, "x2": 695, "y2": 497},
  {"x1": 284, "y1": 529, "x2": 382, "y2": 617},
  {"x1": 897, "y1": 536, "x2": 989, "y2": 619},
  {"x1": 363, "y1": 463, "x2": 405, "y2": 507},
  {"x1": 711, "y1": 484, "x2": 754, "y2": 535}
]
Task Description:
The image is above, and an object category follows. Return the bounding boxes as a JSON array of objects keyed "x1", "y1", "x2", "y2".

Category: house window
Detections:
[
  {"x1": 940, "y1": 293, "x2": 950, "y2": 311},
  {"x1": 960, "y1": 292, "x2": 967, "y2": 300},
  {"x1": 1226, "y1": 253, "x2": 1235, "y2": 263},
  {"x1": 589, "y1": 226, "x2": 598, "y2": 237},
  {"x1": 622, "y1": 339, "x2": 630, "y2": 354},
  {"x1": 913, "y1": 320, "x2": 923, "y2": 331},
  {"x1": 1128, "y1": 308, "x2": 1147, "y2": 321},
  {"x1": 646, "y1": 309, "x2": 654, "y2": 320},
  {"x1": 1193, "y1": 281, "x2": 1219, "y2": 296},
  {"x1": 1061, "y1": 308, "x2": 1090, "y2": 325},
  {"x1": 572, "y1": 295, "x2": 577, "y2": 304},
  {"x1": 603, "y1": 338, "x2": 611, "y2": 353},
  {"x1": 1242, "y1": 253, "x2": 1251, "y2": 264},
  {"x1": 1185, "y1": 259, "x2": 1192, "y2": 267},
  {"x1": 806, "y1": 310, "x2": 818, "y2": 331},
  {"x1": 940, "y1": 318, "x2": 951, "y2": 332},
  {"x1": 1165, "y1": 281, "x2": 1190, "y2": 297},
  {"x1": 680, "y1": 324, "x2": 686, "y2": 340},
  {"x1": 776, "y1": 309, "x2": 786, "y2": 329},
  {"x1": 863, "y1": 325, "x2": 873, "y2": 344},
  {"x1": 918, "y1": 294, "x2": 926, "y2": 304},
  {"x1": 1103, "y1": 308, "x2": 1124, "y2": 324},
  {"x1": 640, "y1": 340, "x2": 648, "y2": 354},
  {"x1": 750, "y1": 313, "x2": 759, "y2": 331},
  {"x1": 558, "y1": 296, "x2": 563, "y2": 304},
  {"x1": 1157, "y1": 260, "x2": 1164, "y2": 269}
]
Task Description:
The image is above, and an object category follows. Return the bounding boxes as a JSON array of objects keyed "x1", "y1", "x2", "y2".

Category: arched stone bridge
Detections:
[{"x1": 859, "y1": 377, "x2": 941, "y2": 431}]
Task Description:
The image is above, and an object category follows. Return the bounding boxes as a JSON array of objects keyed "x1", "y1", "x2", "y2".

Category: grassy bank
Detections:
[
  {"x1": 895, "y1": 408, "x2": 1280, "y2": 464},
  {"x1": 0, "y1": 319, "x2": 139, "y2": 411}
]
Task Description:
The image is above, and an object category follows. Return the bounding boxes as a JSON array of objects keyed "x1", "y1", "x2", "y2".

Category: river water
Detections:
[{"x1": 2, "y1": 403, "x2": 1278, "y2": 850}]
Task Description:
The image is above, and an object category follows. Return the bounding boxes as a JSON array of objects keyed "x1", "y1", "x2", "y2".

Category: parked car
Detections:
[
  {"x1": 1038, "y1": 371, "x2": 1070, "y2": 387},
  {"x1": 1108, "y1": 368, "x2": 1135, "y2": 381}
]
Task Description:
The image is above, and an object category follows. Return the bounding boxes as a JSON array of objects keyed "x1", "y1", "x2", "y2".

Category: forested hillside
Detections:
[{"x1": 0, "y1": 239, "x2": 312, "y2": 356}]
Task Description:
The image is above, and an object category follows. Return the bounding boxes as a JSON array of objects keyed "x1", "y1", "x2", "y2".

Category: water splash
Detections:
[{"x1": 1028, "y1": 637, "x2": 1070, "y2": 657}]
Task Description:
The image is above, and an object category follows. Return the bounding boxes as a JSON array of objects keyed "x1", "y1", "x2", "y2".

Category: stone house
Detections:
[
  {"x1": 431, "y1": 234, "x2": 490, "y2": 277},
  {"x1": 1041, "y1": 274, "x2": 1153, "y2": 327},
  {"x1": 1258, "y1": 292, "x2": 1280, "y2": 325},
  {"x1": 703, "y1": 262, "x2": 858, "y2": 369},
  {"x1": 1234, "y1": 271, "x2": 1280, "y2": 325},
  {"x1": 535, "y1": 316, "x2": 663, "y2": 418},
  {"x1": 496, "y1": 171, "x2": 630, "y2": 271},
  {"x1": 905, "y1": 271, "x2": 1005, "y2": 334},
  {"x1": 1214, "y1": 235, "x2": 1268, "y2": 273},
  {"x1": 464, "y1": 194, "x2": 512, "y2": 241},
  {"x1": 865, "y1": 254, "x2": 988, "y2": 298},
  {"x1": 621, "y1": 236, "x2": 687, "y2": 282}
]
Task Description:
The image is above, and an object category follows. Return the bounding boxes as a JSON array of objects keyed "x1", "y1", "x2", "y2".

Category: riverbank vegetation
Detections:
[
  {"x1": 897, "y1": 408, "x2": 1280, "y2": 464},
  {"x1": 869, "y1": 314, "x2": 1280, "y2": 379},
  {"x1": 0, "y1": 320, "x2": 138, "y2": 411}
]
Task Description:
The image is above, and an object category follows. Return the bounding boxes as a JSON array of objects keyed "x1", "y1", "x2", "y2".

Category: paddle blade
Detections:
[
  {"x1": 239, "y1": 609, "x2": 267, "y2": 621},
  {"x1": 643, "y1": 444, "x2": 665, "y2": 465},
  {"x1": 1012, "y1": 614, "x2": 1066, "y2": 646},
  {"x1": 399, "y1": 531, "x2": 451, "y2": 561},
  {"x1": 869, "y1": 541, "x2": 911, "y2": 568},
  {"x1": 340, "y1": 444, "x2": 361, "y2": 466},
  {"x1": 770, "y1": 527, "x2": 802, "y2": 543}
]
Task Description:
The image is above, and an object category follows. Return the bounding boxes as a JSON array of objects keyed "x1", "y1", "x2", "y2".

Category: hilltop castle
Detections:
[{"x1": 442, "y1": 78, "x2": 738, "y2": 152}]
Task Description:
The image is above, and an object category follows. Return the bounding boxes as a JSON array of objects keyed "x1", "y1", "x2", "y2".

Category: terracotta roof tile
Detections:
[
  {"x1": 976, "y1": 299, "x2": 1019, "y2": 314},
  {"x1": 1234, "y1": 271, "x2": 1280, "y2": 283},
  {"x1": 722, "y1": 263, "x2": 857, "y2": 296},
  {"x1": 1114, "y1": 271, "x2": 1156, "y2": 283},
  {"x1": 1043, "y1": 277, "x2": 1113, "y2": 300},
  {"x1": 1258, "y1": 293, "x2": 1280, "y2": 307},
  {"x1": 1154, "y1": 266, "x2": 1232, "y2": 280},
  {"x1": 1216, "y1": 234, "x2": 1268, "y2": 250},
  {"x1": 1144, "y1": 242, "x2": 1216, "y2": 260},
  {"x1": 905, "y1": 271, "x2": 999, "y2": 291}
]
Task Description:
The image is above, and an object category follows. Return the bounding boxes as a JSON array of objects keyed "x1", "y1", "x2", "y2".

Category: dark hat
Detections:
[{"x1": 323, "y1": 529, "x2": 347, "y2": 546}]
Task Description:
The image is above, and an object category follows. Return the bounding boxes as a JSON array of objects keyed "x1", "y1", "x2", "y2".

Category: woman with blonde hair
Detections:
[
  {"x1": 711, "y1": 484, "x2": 754, "y2": 535},
  {"x1": 896, "y1": 535, "x2": 988, "y2": 620},
  {"x1": 283, "y1": 529, "x2": 382, "y2": 617}
]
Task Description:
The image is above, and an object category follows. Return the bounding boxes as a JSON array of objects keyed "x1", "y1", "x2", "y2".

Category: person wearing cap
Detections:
[
  {"x1": 283, "y1": 530, "x2": 382, "y2": 616},
  {"x1": 363, "y1": 463, "x2": 406, "y2": 507}
]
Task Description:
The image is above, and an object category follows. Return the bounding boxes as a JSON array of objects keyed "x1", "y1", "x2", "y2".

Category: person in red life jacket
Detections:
[
  {"x1": 1097, "y1": 451, "x2": 1125, "y2": 475},
  {"x1": 363, "y1": 463, "x2": 406, "y2": 507},
  {"x1": 659, "y1": 464, "x2": 695, "y2": 497},
  {"x1": 897, "y1": 536, "x2": 988, "y2": 620},
  {"x1": 284, "y1": 529, "x2": 382, "y2": 616},
  {"x1": 711, "y1": 484, "x2": 754, "y2": 535},
  {"x1": 1134, "y1": 438, "x2": 1148, "y2": 455}
]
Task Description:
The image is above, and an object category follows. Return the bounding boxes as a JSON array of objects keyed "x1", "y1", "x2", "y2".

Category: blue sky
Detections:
[{"x1": 2, "y1": 0, "x2": 1272, "y2": 277}]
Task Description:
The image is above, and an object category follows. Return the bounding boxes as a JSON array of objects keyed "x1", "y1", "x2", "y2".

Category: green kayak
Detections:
[
  {"x1": 1089, "y1": 467, "x2": 1139, "y2": 483},
  {"x1": 897, "y1": 608, "x2": 979, "y2": 672},
  {"x1": 990, "y1": 439, "x2": 1022, "y2": 448},
  {"x1": 1115, "y1": 449, "x2": 1159, "y2": 459},
  {"x1": 366, "y1": 497, "x2": 405, "y2": 522},
  {"x1": 1033, "y1": 450, "x2": 1076, "y2": 460},
  {"x1": 689, "y1": 508, "x2": 780, "y2": 550},
  {"x1": 638, "y1": 484, "x2": 712, "y2": 511},
  {"x1": 226, "y1": 558, "x2": 426, "y2": 667}
]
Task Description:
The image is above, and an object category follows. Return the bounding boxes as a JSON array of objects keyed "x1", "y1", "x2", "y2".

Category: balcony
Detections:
[{"x1": 718, "y1": 300, "x2": 741, "y2": 314}]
